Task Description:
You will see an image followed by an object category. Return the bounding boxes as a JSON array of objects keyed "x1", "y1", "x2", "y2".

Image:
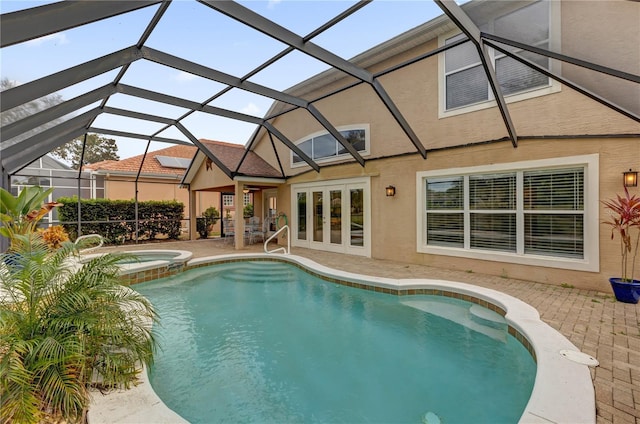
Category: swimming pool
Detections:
[
  {"x1": 89, "y1": 254, "x2": 596, "y2": 423},
  {"x1": 136, "y1": 261, "x2": 537, "y2": 423}
]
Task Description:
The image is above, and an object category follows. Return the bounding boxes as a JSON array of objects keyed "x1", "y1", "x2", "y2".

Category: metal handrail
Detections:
[
  {"x1": 75, "y1": 233, "x2": 104, "y2": 253},
  {"x1": 264, "y1": 225, "x2": 290, "y2": 255}
]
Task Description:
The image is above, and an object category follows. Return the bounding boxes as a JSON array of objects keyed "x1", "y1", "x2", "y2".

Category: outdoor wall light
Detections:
[
  {"x1": 242, "y1": 188, "x2": 250, "y2": 194},
  {"x1": 386, "y1": 185, "x2": 396, "y2": 197},
  {"x1": 623, "y1": 169, "x2": 638, "y2": 187}
]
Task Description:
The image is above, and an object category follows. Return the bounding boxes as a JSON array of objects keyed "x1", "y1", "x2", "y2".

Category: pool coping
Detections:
[{"x1": 89, "y1": 253, "x2": 596, "y2": 424}]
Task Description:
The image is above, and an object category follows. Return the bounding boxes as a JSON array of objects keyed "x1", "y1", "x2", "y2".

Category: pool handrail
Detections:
[
  {"x1": 75, "y1": 234, "x2": 104, "y2": 253},
  {"x1": 264, "y1": 225, "x2": 290, "y2": 255}
]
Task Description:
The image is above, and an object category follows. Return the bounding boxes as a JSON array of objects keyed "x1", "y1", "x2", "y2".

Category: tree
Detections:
[
  {"x1": 0, "y1": 233, "x2": 157, "y2": 423},
  {"x1": 0, "y1": 77, "x2": 63, "y2": 143},
  {"x1": 52, "y1": 133, "x2": 120, "y2": 167}
]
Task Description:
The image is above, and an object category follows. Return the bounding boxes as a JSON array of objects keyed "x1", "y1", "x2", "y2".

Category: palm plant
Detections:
[
  {"x1": 602, "y1": 186, "x2": 640, "y2": 282},
  {"x1": 0, "y1": 186, "x2": 61, "y2": 251},
  {"x1": 0, "y1": 233, "x2": 158, "y2": 423}
]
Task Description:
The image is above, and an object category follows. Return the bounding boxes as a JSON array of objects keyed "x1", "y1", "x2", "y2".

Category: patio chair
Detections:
[
  {"x1": 223, "y1": 219, "x2": 235, "y2": 244},
  {"x1": 247, "y1": 216, "x2": 265, "y2": 244}
]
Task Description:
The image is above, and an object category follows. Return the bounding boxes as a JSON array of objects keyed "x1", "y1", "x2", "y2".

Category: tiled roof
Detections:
[
  {"x1": 85, "y1": 145, "x2": 197, "y2": 177},
  {"x1": 200, "y1": 139, "x2": 282, "y2": 178}
]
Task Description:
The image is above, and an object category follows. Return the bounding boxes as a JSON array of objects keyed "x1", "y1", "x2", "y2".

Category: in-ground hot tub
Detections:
[{"x1": 81, "y1": 249, "x2": 192, "y2": 273}]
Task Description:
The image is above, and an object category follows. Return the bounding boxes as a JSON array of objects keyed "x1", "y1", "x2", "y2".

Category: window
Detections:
[
  {"x1": 292, "y1": 125, "x2": 368, "y2": 167},
  {"x1": 222, "y1": 195, "x2": 234, "y2": 207},
  {"x1": 418, "y1": 155, "x2": 599, "y2": 271},
  {"x1": 443, "y1": 0, "x2": 551, "y2": 111},
  {"x1": 523, "y1": 168, "x2": 584, "y2": 258},
  {"x1": 243, "y1": 193, "x2": 251, "y2": 206}
]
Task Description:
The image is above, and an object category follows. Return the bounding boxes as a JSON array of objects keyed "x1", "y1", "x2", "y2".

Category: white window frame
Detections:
[
  {"x1": 222, "y1": 194, "x2": 234, "y2": 207},
  {"x1": 290, "y1": 124, "x2": 370, "y2": 168},
  {"x1": 416, "y1": 154, "x2": 599, "y2": 272},
  {"x1": 438, "y1": 0, "x2": 561, "y2": 118}
]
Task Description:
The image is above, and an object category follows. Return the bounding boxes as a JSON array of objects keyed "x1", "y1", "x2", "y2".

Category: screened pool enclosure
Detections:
[{"x1": 1, "y1": 0, "x2": 638, "y2": 251}]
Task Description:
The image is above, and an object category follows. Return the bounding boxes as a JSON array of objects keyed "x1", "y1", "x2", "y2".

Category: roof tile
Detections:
[
  {"x1": 85, "y1": 145, "x2": 197, "y2": 176},
  {"x1": 200, "y1": 139, "x2": 281, "y2": 178}
]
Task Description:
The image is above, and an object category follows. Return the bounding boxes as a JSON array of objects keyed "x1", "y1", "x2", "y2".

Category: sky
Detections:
[{"x1": 1, "y1": 0, "x2": 447, "y2": 163}]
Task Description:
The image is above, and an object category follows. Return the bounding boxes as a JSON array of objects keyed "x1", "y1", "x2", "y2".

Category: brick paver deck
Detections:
[{"x1": 97, "y1": 238, "x2": 640, "y2": 424}]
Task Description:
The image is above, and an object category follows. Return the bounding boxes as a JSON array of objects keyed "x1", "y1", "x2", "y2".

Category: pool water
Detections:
[{"x1": 136, "y1": 261, "x2": 536, "y2": 424}]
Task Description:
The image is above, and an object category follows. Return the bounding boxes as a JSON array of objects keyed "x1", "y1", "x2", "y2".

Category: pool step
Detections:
[
  {"x1": 401, "y1": 299, "x2": 507, "y2": 342},
  {"x1": 469, "y1": 304, "x2": 507, "y2": 330},
  {"x1": 219, "y1": 262, "x2": 297, "y2": 284}
]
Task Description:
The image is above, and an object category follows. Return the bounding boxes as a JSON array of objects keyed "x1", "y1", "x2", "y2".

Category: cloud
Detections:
[
  {"x1": 241, "y1": 102, "x2": 262, "y2": 116},
  {"x1": 26, "y1": 32, "x2": 69, "y2": 47},
  {"x1": 267, "y1": 0, "x2": 282, "y2": 9},
  {"x1": 173, "y1": 71, "x2": 198, "y2": 82}
]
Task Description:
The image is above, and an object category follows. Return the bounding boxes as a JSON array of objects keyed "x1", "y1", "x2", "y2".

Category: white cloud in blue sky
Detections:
[
  {"x1": 173, "y1": 71, "x2": 198, "y2": 83},
  {"x1": 241, "y1": 102, "x2": 262, "y2": 117},
  {"x1": 25, "y1": 32, "x2": 69, "y2": 47}
]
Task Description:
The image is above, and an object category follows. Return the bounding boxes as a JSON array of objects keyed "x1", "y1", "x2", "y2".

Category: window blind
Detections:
[
  {"x1": 469, "y1": 173, "x2": 517, "y2": 251},
  {"x1": 426, "y1": 177, "x2": 464, "y2": 247},
  {"x1": 424, "y1": 165, "x2": 585, "y2": 259},
  {"x1": 523, "y1": 168, "x2": 584, "y2": 258}
]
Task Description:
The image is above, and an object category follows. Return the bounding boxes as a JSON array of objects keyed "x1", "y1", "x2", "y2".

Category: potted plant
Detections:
[{"x1": 602, "y1": 186, "x2": 640, "y2": 303}]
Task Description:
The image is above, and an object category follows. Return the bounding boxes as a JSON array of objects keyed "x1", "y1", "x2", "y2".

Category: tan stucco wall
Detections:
[
  {"x1": 257, "y1": 76, "x2": 639, "y2": 178},
  {"x1": 276, "y1": 137, "x2": 639, "y2": 293}
]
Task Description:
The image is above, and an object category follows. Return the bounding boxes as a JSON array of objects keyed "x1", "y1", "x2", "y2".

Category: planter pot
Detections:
[{"x1": 609, "y1": 278, "x2": 640, "y2": 304}]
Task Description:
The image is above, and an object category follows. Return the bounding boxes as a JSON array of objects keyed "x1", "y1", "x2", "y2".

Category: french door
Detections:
[{"x1": 292, "y1": 178, "x2": 370, "y2": 256}]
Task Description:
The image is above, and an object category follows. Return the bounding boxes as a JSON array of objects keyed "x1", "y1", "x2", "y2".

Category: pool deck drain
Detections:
[
  {"x1": 560, "y1": 349, "x2": 600, "y2": 367},
  {"x1": 91, "y1": 239, "x2": 640, "y2": 424}
]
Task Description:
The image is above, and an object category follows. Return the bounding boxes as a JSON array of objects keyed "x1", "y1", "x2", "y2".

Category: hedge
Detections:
[{"x1": 57, "y1": 197, "x2": 184, "y2": 244}]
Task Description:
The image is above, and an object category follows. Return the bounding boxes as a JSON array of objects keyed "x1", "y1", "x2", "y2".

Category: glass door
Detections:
[
  {"x1": 329, "y1": 189, "x2": 342, "y2": 245},
  {"x1": 263, "y1": 189, "x2": 277, "y2": 235},
  {"x1": 312, "y1": 190, "x2": 323, "y2": 243},
  {"x1": 310, "y1": 186, "x2": 342, "y2": 251},
  {"x1": 293, "y1": 178, "x2": 370, "y2": 256}
]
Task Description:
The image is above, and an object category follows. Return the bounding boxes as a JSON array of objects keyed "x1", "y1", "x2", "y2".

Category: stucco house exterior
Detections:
[
  {"x1": 182, "y1": 0, "x2": 639, "y2": 293},
  {"x1": 87, "y1": 145, "x2": 218, "y2": 232}
]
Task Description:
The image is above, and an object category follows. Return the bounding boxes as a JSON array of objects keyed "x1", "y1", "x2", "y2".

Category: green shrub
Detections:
[
  {"x1": 196, "y1": 207, "x2": 220, "y2": 239},
  {"x1": 243, "y1": 203, "x2": 254, "y2": 218}
]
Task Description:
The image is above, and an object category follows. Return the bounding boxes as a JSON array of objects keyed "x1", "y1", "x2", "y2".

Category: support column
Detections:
[
  {"x1": 188, "y1": 187, "x2": 197, "y2": 241},
  {"x1": 234, "y1": 181, "x2": 245, "y2": 250},
  {"x1": 0, "y1": 168, "x2": 10, "y2": 252}
]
